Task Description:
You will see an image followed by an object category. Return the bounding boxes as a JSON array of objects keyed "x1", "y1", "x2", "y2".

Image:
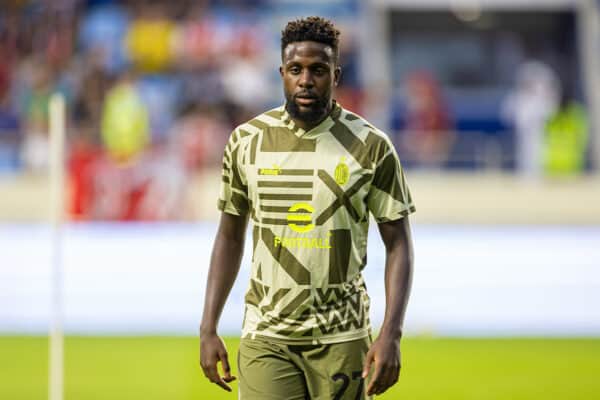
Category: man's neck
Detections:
[{"x1": 292, "y1": 101, "x2": 333, "y2": 131}]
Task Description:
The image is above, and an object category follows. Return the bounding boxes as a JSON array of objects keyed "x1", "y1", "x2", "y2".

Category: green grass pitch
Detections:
[{"x1": 1, "y1": 336, "x2": 599, "y2": 399}]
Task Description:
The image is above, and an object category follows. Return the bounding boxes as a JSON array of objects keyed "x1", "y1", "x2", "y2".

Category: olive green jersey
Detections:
[{"x1": 218, "y1": 102, "x2": 415, "y2": 344}]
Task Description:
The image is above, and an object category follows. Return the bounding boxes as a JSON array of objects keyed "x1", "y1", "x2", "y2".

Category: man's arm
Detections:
[
  {"x1": 199, "y1": 212, "x2": 248, "y2": 392},
  {"x1": 362, "y1": 216, "x2": 414, "y2": 396}
]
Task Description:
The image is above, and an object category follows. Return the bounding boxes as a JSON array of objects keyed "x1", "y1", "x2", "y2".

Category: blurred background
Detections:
[{"x1": 1, "y1": 0, "x2": 599, "y2": 399}]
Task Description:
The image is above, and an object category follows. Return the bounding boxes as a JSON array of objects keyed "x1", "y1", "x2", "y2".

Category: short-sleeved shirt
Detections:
[{"x1": 218, "y1": 102, "x2": 415, "y2": 344}]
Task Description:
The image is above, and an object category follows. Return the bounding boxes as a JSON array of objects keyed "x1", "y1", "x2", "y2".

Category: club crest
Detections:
[{"x1": 334, "y1": 157, "x2": 349, "y2": 186}]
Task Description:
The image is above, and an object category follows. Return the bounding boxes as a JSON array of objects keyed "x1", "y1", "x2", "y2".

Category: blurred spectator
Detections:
[
  {"x1": 169, "y1": 103, "x2": 230, "y2": 171},
  {"x1": 18, "y1": 59, "x2": 56, "y2": 173},
  {"x1": 502, "y1": 61, "x2": 560, "y2": 178},
  {"x1": 137, "y1": 74, "x2": 180, "y2": 143},
  {"x1": 179, "y1": 66, "x2": 227, "y2": 109},
  {"x1": 100, "y1": 69, "x2": 149, "y2": 164},
  {"x1": 126, "y1": 103, "x2": 233, "y2": 221},
  {"x1": 92, "y1": 153, "x2": 153, "y2": 220},
  {"x1": 399, "y1": 71, "x2": 454, "y2": 168},
  {"x1": 78, "y1": 2, "x2": 130, "y2": 74},
  {"x1": 93, "y1": 68, "x2": 151, "y2": 220},
  {"x1": 67, "y1": 133, "x2": 100, "y2": 220},
  {"x1": 173, "y1": 0, "x2": 219, "y2": 69},
  {"x1": 334, "y1": 25, "x2": 363, "y2": 114},
  {"x1": 72, "y1": 51, "x2": 111, "y2": 133},
  {"x1": 67, "y1": 53, "x2": 109, "y2": 219},
  {"x1": 126, "y1": 1, "x2": 176, "y2": 74},
  {"x1": 45, "y1": 8, "x2": 77, "y2": 71},
  {"x1": 220, "y1": 26, "x2": 271, "y2": 114},
  {"x1": 543, "y1": 92, "x2": 588, "y2": 177}
]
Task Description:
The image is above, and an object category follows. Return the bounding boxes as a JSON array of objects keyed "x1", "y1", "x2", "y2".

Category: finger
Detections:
[
  {"x1": 206, "y1": 363, "x2": 229, "y2": 389},
  {"x1": 220, "y1": 351, "x2": 233, "y2": 380},
  {"x1": 207, "y1": 365, "x2": 233, "y2": 392},
  {"x1": 208, "y1": 356, "x2": 235, "y2": 392},
  {"x1": 372, "y1": 369, "x2": 387, "y2": 395},
  {"x1": 374, "y1": 366, "x2": 394, "y2": 395},
  {"x1": 214, "y1": 379, "x2": 233, "y2": 392},
  {"x1": 362, "y1": 350, "x2": 374, "y2": 379},
  {"x1": 366, "y1": 362, "x2": 383, "y2": 395},
  {"x1": 376, "y1": 364, "x2": 399, "y2": 395}
]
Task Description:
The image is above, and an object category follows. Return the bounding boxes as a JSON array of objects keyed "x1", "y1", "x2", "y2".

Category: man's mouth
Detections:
[
  {"x1": 295, "y1": 94, "x2": 318, "y2": 106},
  {"x1": 296, "y1": 97, "x2": 316, "y2": 106}
]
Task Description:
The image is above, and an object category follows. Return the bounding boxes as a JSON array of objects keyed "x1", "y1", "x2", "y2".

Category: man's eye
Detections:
[{"x1": 289, "y1": 67, "x2": 301, "y2": 74}]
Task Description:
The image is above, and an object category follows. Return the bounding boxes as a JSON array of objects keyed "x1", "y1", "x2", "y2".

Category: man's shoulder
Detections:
[
  {"x1": 235, "y1": 106, "x2": 287, "y2": 135},
  {"x1": 336, "y1": 106, "x2": 393, "y2": 149}
]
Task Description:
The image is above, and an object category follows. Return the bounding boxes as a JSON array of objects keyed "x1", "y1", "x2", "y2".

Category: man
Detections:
[{"x1": 200, "y1": 16, "x2": 415, "y2": 399}]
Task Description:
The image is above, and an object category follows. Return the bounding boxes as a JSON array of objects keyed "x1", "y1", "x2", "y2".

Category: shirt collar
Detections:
[{"x1": 281, "y1": 100, "x2": 342, "y2": 138}]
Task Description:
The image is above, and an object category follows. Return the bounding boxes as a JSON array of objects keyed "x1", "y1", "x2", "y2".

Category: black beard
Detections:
[{"x1": 285, "y1": 93, "x2": 330, "y2": 125}]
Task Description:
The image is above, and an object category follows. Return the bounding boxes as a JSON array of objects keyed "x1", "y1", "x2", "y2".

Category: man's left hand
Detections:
[{"x1": 362, "y1": 333, "x2": 401, "y2": 396}]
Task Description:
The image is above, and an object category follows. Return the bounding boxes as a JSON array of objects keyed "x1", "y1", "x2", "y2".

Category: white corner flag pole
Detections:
[{"x1": 49, "y1": 93, "x2": 66, "y2": 400}]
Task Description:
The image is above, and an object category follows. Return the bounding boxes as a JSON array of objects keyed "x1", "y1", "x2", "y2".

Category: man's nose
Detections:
[{"x1": 298, "y1": 70, "x2": 314, "y2": 88}]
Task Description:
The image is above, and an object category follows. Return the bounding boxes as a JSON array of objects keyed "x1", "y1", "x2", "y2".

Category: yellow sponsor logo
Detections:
[
  {"x1": 273, "y1": 203, "x2": 333, "y2": 249},
  {"x1": 287, "y1": 202, "x2": 314, "y2": 233},
  {"x1": 334, "y1": 157, "x2": 349, "y2": 185},
  {"x1": 274, "y1": 233, "x2": 332, "y2": 249},
  {"x1": 259, "y1": 164, "x2": 282, "y2": 175}
]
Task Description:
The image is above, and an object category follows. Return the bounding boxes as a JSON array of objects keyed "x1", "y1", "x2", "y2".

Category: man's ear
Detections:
[
  {"x1": 334, "y1": 67, "x2": 342, "y2": 87},
  {"x1": 279, "y1": 65, "x2": 284, "y2": 78}
]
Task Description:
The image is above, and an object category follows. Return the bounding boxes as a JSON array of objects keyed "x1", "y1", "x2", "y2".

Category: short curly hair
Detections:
[{"x1": 281, "y1": 16, "x2": 340, "y2": 62}]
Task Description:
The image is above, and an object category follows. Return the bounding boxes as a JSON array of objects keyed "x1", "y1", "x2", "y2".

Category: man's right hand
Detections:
[
  {"x1": 199, "y1": 333, "x2": 236, "y2": 392},
  {"x1": 199, "y1": 213, "x2": 247, "y2": 392}
]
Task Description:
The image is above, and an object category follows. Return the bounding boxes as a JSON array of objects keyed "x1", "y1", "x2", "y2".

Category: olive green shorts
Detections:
[{"x1": 238, "y1": 336, "x2": 373, "y2": 400}]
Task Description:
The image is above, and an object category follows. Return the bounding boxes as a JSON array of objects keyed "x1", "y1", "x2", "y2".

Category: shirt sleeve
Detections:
[
  {"x1": 217, "y1": 130, "x2": 250, "y2": 216},
  {"x1": 367, "y1": 141, "x2": 415, "y2": 223}
]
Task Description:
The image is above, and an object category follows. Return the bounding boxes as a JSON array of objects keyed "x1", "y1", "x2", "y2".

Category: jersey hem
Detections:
[{"x1": 241, "y1": 327, "x2": 372, "y2": 345}]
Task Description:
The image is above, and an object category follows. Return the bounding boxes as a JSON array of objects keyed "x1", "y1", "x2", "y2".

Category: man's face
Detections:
[{"x1": 280, "y1": 41, "x2": 341, "y2": 126}]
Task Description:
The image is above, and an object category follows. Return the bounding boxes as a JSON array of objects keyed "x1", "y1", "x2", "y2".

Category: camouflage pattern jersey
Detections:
[{"x1": 218, "y1": 102, "x2": 415, "y2": 345}]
